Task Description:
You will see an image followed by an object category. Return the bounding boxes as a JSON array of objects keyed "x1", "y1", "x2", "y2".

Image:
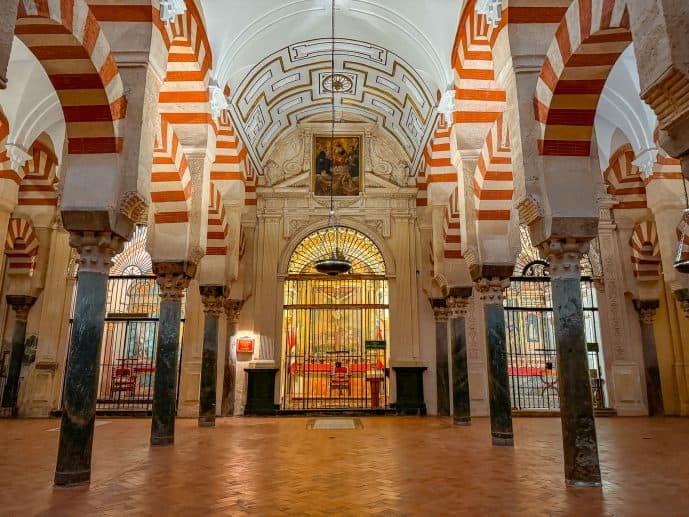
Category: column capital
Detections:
[
  {"x1": 475, "y1": 277, "x2": 510, "y2": 303},
  {"x1": 68, "y1": 231, "x2": 126, "y2": 275},
  {"x1": 199, "y1": 285, "x2": 225, "y2": 316},
  {"x1": 224, "y1": 298, "x2": 244, "y2": 323},
  {"x1": 673, "y1": 288, "x2": 689, "y2": 320},
  {"x1": 633, "y1": 299, "x2": 660, "y2": 325},
  {"x1": 446, "y1": 296, "x2": 470, "y2": 318},
  {"x1": 430, "y1": 298, "x2": 449, "y2": 322},
  {"x1": 6, "y1": 295, "x2": 37, "y2": 322},
  {"x1": 152, "y1": 261, "x2": 196, "y2": 301},
  {"x1": 539, "y1": 238, "x2": 590, "y2": 280}
]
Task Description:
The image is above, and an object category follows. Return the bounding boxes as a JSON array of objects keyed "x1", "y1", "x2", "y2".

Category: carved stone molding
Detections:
[
  {"x1": 515, "y1": 194, "x2": 544, "y2": 226},
  {"x1": 5, "y1": 143, "x2": 31, "y2": 172},
  {"x1": 224, "y1": 299, "x2": 244, "y2": 324},
  {"x1": 446, "y1": 296, "x2": 469, "y2": 318},
  {"x1": 69, "y1": 231, "x2": 126, "y2": 275},
  {"x1": 430, "y1": 298, "x2": 449, "y2": 322},
  {"x1": 199, "y1": 285, "x2": 225, "y2": 317},
  {"x1": 539, "y1": 238, "x2": 590, "y2": 280},
  {"x1": 640, "y1": 67, "x2": 689, "y2": 131},
  {"x1": 6, "y1": 295, "x2": 37, "y2": 322},
  {"x1": 633, "y1": 299, "x2": 660, "y2": 326},
  {"x1": 475, "y1": 277, "x2": 510, "y2": 304},
  {"x1": 119, "y1": 191, "x2": 149, "y2": 225},
  {"x1": 152, "y1": 261, "x2": 196, "y2": 302}
]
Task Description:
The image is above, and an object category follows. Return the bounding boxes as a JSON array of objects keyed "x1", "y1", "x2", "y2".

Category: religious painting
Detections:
[{"x1": 312, "y1": 134, "x2": 362, "y2": 196}]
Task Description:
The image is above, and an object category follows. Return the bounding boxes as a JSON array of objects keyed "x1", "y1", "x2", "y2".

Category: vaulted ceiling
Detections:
[{"x1": 199, "y1": 0, "x2": 462, "y2": 172}]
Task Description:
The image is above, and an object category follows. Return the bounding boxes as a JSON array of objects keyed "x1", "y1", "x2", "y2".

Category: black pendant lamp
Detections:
[{"x1": 314, "y1": 0, "x2": 352, "y2": 276}]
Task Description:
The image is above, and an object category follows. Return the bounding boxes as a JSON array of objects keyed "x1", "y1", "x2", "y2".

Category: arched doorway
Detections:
[{"x1": 281, "y1": 227, "x2": 389, "y2": 410}]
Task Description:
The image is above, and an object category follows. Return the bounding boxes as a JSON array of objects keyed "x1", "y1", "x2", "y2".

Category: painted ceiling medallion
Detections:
[{"x1": 322, "y1": 73, "x2": 354, "y2": 94}]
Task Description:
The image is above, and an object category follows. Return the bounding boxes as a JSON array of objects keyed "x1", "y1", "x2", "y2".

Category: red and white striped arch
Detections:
[
  {"x1": 534, "y1": 0, "x2": 632, "y2": 157},
  {"x1": 210, "y1": 110, "x2": 252, "y2": 204},
  {"x1": 603, "y1": 145, "x2": 646, "y2": 209},
  {"x1": 5, "y1": 217, "x2": 39, "y2": 276},
  {"x1": 19, "y1": 141, "x2": 58, "y2": 207},
  {"x1": 473, "y1": 113, "x2": 513, "y2": 222},
  {"x1": 651, "y1": 144, "x2": 684, "y2": 183},
  {"x1": 419, "y1": 122, "x2": 458, "y2": 206},
  {"x1": 151, "y1": 119, "x2": 192, "y2": 225},
  {"x1": 443, "y1": 188, "x2": 462, "y2": 259},
  {"x1": 206, "y1": 181, "x2": 228, "y2": 256},
  {"x1": 15, "y1": 0, "x2": 126, "y2": 154},
  {"x1": 629, "y1": 220, "x2": 661, "y2": 281}
]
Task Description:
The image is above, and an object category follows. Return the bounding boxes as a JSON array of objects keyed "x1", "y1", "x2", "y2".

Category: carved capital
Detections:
[
  {"x1": 673, "y1": 289, "x2": 689, "y2": 320},
  {"x1": 6, "y1": 295, "x2": 36, "y2": 322},
  {"x1": 640, "y1": 67, "x2": 689, "y2": 131},
  {"x1": 430, "y1": 298, "x2": 449, "y2": 322},
  {"x1": 224, "y1": 299, "x2": 244, "y2": 323},
  {"x1": 200, "y1": 285, "x2": 225, "y2": 317},
  {"x1": 539, "y1": 238, "x2": 590, "y2": 280},
  {"x1": 634, "y1": 299, "x2": 659, "y2": 326},
  {"x1": 152, "y1": 261, "x2": 195, "y2": 301},
  {"x1": 69, "y1": 231, "x2": 126, "y2": 274},
  {"x1": 119, "y1": 191, "x2": 148, "y2": 225},
  {"x1": 475, "y1": 277, "x2": 510, "y2": 303},
  {"x1": 446, "y1": 296, "x2": 469, "y2": 318},
  {"x1": 515, "y1": 194, "x2": 544, "y2": 226}
]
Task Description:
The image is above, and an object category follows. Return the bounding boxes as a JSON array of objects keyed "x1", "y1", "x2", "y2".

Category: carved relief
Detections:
[
  {"x1": 515, "y1": 194, "x2": 544, "y2": 226},
  {"x1": 119, "y1": 191, "x2": 149, "y2": 225}
]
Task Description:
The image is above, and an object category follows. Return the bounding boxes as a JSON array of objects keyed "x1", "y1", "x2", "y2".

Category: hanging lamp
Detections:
[
  {"x1": 314, "y1": 0, "x2": 352, "y2": 276},
  {"x1": 674, "y1": 177, "x2": 689, "y2": 273}
]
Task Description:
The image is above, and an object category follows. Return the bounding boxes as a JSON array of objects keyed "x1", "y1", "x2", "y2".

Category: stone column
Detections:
[
  {"x1": 540, "y1": 238, "x2": 601, "y2": 487},
  {"x1": 0, "y1": 295, "x2": 36, "y2": 412},
  {"x1": 634, "y1": 300, "x2": 665, "y2": 416},
  {"x1": 198, "y1": 285, "x2": 224, "y2": 427},
  {"x1": 221, "y1": 299, "x2": 242, "y2": 416},
  {"x1": 446, "y1": 289, "x2": 472, "y2": 426},
  {"x1": 476, "y1": 277, "x2": 513, "y2": 446},
  {"x1": 54, "y1": 231, "x2": 124, "y2": 487},
  {"x1": 150, "y1": 262, "x2": 194, "y2": 446},
  {"x1": 431, "y1": 299, "x2": 450, "y2": 416}
]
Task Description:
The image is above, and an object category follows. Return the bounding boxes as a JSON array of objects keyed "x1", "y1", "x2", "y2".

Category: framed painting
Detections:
[{"x1": 312, "y1": 134, "x2": 362, "y2": 196}]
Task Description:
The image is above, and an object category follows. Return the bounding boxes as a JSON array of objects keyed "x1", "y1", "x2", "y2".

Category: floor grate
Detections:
[{"x1": 307, "y1": 418, "x2": 362, "y2": 430}]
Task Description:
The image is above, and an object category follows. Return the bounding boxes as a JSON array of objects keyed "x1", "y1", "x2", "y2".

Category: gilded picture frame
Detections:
[{"x1": 311, "y1": 134, "x2": 363, "y2": 197}]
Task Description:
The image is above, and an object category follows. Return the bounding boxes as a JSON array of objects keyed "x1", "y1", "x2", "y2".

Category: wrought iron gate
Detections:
[{"x1": 504, "y1": 260, "x2": 606, "y2": 410}]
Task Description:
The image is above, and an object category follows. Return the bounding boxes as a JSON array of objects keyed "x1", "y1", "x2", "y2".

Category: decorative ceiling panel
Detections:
[{"x1": 229, "y1": 38, "x2": 436, "y2": 174}]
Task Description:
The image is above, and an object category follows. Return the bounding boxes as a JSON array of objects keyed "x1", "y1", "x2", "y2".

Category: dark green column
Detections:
[
  {"x1": 634, "y1": 300, "x2": 664, "y2": 415},
  {"x1": 55, "y1": 231, "x2": 124, "y2": 487},
  {"x1": 477, "y1": 276, "x2": 513, "y2": 446},
  {"x1": 446, "y1": 287, "x2": 472, "y2": 426},
  {"x1": 431, "y1": 299, "x2": 450, "y2": 416},
  {"x1": 1, "y1": 295, "x2": 36, "y2": 411},
  {"x1": 221, "y1": 299, "x2": 242, "y2": 416},
  {"x1": 198, "y1": 286, "x2": 224, "y2": 427},
  {"x1": 150, "y1": 262, "x2": 194, "y2": 446},
  {"x1": 543, "y1": 239, "x2": 601, "y2": 487}
]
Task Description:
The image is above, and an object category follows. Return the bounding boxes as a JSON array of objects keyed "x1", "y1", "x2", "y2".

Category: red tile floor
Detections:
[{"x1": 0, "y1": 416, "x2": 688, "y2": 516}]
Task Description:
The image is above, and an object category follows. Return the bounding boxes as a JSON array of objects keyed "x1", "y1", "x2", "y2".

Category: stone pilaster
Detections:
[
  {"x1": 446, "y1": 287, "x2": 472, "y2": 426},
  {"x1": 540, "y1": 238, "x2": 601, "y2": 487},
  {"x1": 198, "y1": 285, "x2": 224, "y2": 427},
  {"x1": 222, "y1": 299, "x2": 243, "y2": 416},
  {"x1": 431, "y1": 299, "x2": 450, "y2": 416},
  {"x1": 150, "y1": 261, "x2": 195, "y2": 446},
  {"x1": 634, "y1": 300, "x2": 664, "y2": 416},
  {"x1": 54, "y1": 231, "x2": 125, "y2": 487},
  {"x1": 0, "y1": 295, "x2": 36, "y2": 412},
  {"x1": 476, "y1": 276, "x2": 513, "y2": 446}
]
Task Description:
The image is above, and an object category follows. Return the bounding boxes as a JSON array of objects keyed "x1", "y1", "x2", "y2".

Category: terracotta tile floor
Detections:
[{"x1": 1, "y1": 416, "x2": 688, "y2": 516}]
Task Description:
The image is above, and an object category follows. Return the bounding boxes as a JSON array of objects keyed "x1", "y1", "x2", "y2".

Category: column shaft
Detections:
[
  {"x1": 484, "y1": 301, "x2": 513, "y2": 445},
  {"x1": 199, "y1": 286, "x2": 223, "y2": 427},
  {"x1": 1, "y1": 312, "x2": 29, "y2": 409},
  {"x1": 221, "y1": 300, "x2": 242, "y2": 416},
  {"x1": 54, "y1": 271, "x2": 109, "y2": 486},
  {"x1": 435, "y1": 317, "x2": 450, "y2": 416},
  {"x1": 450, "y1": 316, "x2": 470, "y2": 425},
  {"x1": 635, "y1": 300, "x2": 664, "y2": 416}
]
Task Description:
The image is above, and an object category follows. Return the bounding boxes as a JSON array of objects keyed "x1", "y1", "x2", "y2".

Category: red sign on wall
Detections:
[{"x1": 237, "y1": 338, "x2": 254, "y2": 353}]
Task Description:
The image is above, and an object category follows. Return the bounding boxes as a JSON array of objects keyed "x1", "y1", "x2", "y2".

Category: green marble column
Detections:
[
  {"x1": 446, "y1": 288, "x2": 472, "y2": 426},
  {"x1": 542, "y1": 239, "x2": 601, "y2": 487},
  {"x1": 150, "y1": 262, "x2": 194, "y2": 446},
  {"x1": 1, "y1": 295, "x2": 36, "y2": 411},
  {"x1": 431, "y1": 299, "x2": 450, "y2": 416},
  {"x1": 221, "y1": 299, "x2": 242, "y2": 416},
  {"x1": 198, "y1": 286, "x2": 224, "y2": 427},
  {"x1": 634, "y1": 300, "x2": 664, "y2": 416}
]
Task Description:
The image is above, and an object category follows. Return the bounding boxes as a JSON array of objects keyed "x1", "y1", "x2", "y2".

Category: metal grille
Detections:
[
  {"x1": 282, "y1": 275, "x2": 389, "y2": 410},
  {"x1": 504, "y1": 261, "x2": 606, "y2": 410}
]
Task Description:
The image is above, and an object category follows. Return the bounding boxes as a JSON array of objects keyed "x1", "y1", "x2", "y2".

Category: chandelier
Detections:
[{"x1": 314, "y1": 0, "x2": 352, "y2": 276}]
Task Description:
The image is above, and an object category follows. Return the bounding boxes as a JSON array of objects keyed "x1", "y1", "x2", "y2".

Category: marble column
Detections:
[
  {"x1": 431, "y1": 299, "x2": 450, "y2": 416},
  {"x1": 0, "y1": 295, "x2": 36, "y2": 411},
  {"x1": 446, "y1": 289, "x2": 472, "y2": 426},
  {"x1": 476, "y1": 277, "x2": 513, "y2": 446},
  {"x1": 198, "y1": 286, "x2": 224, "y2": 427},
  {"x1": 221, "y1": 299, "x2": 242, "y2": 416},
  {"x1": 540, "y1": 239, "x2": 601, "y2": 487},
  {"x1": 150, "y1": 262, "x2": 194, "y2": 446},
  {"x1": 634, "y1": 300, "x2": 664, "y2": 416},
  {"x1": 54, "y1": 231, "x2": 124, "y2": 487}
]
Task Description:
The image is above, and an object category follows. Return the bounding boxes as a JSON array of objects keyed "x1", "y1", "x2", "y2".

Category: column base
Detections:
[
  {"x1": 566, "y1": 479, "x2": 602, "y2": 488},
  {"x1": 198, "y1": 416, "x2": 216, "y2": 428},
  {"x1": 150, "y1": 435, "x2": 174, "y2": 447},
  {"x1": 0, "y1": 407, "x2": 16, "y2": 418},
  {"x1": 54, "y1": 469, "x2": 90, "y2": 488},
  {"x1": 491, "y1": 433, "x2": 514, "y2": 446},
  {"x1": 453, "y1": 416, "x2": 471, "y2": 426}
]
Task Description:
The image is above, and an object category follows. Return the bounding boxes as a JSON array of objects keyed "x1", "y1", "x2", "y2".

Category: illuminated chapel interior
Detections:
[{"x1": 1, "y1": 0, "x2": 689, "y2": 506}]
